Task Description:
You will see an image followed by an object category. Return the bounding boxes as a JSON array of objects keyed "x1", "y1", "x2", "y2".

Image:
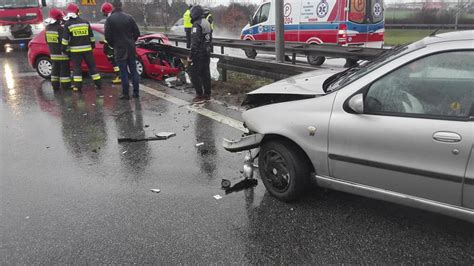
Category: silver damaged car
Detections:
[{"x1": 223, "y1": 31, "x2": 474, "y2": 222}]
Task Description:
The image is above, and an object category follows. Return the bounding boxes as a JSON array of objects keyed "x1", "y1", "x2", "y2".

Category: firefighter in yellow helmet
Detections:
[{"x1": 61, "y1": 3, "x2": 102, "y2": 92}]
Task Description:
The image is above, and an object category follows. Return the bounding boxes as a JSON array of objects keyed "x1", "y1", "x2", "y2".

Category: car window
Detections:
[
  {"x1": 253, "y1": 3, "x2": 270, "y2": 25},
  {"x1": 93, "y1": 30, "x2": 105, "y2": 42},
  {"x1": 364, "y1": 51, "x2": 474, "y2": 119}
]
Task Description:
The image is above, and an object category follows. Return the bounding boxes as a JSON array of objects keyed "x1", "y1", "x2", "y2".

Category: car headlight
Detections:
[{"x1": 0, "y1": 25, "x2": 8, "y2": 32}]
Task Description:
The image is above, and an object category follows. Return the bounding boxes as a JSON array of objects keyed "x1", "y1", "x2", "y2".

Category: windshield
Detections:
[
  {"x1": 349, "y1": 0, "x2": 384, "y2": 24},
  {"x1": 326, "y1": 43, "x2": 420, "y2": 92},
  {"x1": 0, "y1": 0, "x2": 38, "y2": 8}
]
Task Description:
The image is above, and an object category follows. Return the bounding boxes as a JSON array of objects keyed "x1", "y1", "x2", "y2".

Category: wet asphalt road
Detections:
[{"x1": 1, "y1": 48, "x2": 473, "y2": 264}]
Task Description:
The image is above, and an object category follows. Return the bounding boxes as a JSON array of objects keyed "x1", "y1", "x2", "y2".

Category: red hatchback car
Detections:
[{"x1": 28, "y1": 23, "x2": 179, "y2": 80}]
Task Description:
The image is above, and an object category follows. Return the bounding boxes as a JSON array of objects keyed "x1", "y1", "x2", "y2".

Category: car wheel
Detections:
[
  {"x1": 258, "y1": 139, "x2": 311, "y2": 202},
  {"x1": 35, "y1": 56, "x2": 52, "y2": 79},
  {"x1": 244, "y1": 48, "x2": 257, "y2": 59},
  {"x1": 307, "y1": 54, "x2": 326, "y2": 66},
  {"x1": 136, "y1": 59, "x2": 146, "y2": 78}
]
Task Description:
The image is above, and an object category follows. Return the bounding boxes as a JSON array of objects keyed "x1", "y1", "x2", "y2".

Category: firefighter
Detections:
[
  {"x1": 45, "y1": 8, "x2": 71, "y2": 90},
  {"x1": 100, "y1": 2, "x2": 121, "y2": 84},
  {"x1": 183, "y1": 5, "x2": 192, "y2": 49},
  {"x1": 61, "y1": 3, "x2": 102, "y2": 92}
]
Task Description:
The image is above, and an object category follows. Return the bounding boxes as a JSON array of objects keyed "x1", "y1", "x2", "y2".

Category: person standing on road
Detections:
[
  {"x1": 61, "y1": 3, "x2": 102, "y2": 92},
  {"x1": 100, "y1": 2, "x2": 121, "y2": 84},
  {"x1": 188, "y1": 5, "x2": 212, "y2": 103},
  {"x1": 45, "y1": 8, "x2": 71, "y2": 90},
  {"x1": 183, "y1": 5, "x2": 192, "y2": 49},
  {"x1": 104, "y1": 0, "x2": 141, "y2": 100},
  {"x1": 202, "y1": 8, "x2": 214, "y2": 53}
]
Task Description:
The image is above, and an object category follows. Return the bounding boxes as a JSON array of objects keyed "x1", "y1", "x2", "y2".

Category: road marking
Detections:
[
  {"x1": 140, "y1": 84, "x2": 247, "y2": 133},
  {"x1": 12, "y1": 72, "x2": 38, "y2": 78}
]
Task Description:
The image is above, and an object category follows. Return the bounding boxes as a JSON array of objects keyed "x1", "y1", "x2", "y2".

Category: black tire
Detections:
[
  {"x1": 244, "y1": 48, "x2": 257, "y2": 59},
  {"x1": 35, "y1": 56, "x2": 52, "y2": 79},
  {"x1": 307, "y1": 54, "x2": 326, "y2": 66},
  {"x1": 258, "y1": 139, "x2": 311, "y2": 202}
]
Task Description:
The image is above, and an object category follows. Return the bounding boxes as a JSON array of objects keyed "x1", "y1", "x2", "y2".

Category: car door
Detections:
[
  {"x1": 251, "y1": 2, "x2": 271, "y2": 41},
  {"x1": 91, "y1": 30, "x2": 111, "y2": 72},
  {"x1": 328, "y1": 49, "x2": 474, "y2": 206}
]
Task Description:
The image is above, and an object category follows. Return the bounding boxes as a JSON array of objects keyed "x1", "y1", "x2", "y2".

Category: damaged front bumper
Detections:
[
  {"x1": 223, "y1": 134, "x2": 263, "y2": 179},
  {"x1": 222, "y1": 133, "x2": 264, "y2": 152}
]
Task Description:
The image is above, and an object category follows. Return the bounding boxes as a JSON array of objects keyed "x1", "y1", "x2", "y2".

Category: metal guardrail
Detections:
[
  {"x1": 385, "y1": 24, "x2": 474, "y2": 30},
  {"x1": 166, "y1": 35, "x2": 385, "y2": 63},
  {"x1": 155, "y1": 44, "x2": 316, "y2": 81}
]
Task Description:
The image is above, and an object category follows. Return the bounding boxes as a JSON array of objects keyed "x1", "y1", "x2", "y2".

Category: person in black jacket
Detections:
[
  {"x1": 45, "y1": 8, "x2": 70, "y2": 90},
  {"x1": 188, "y1": 5, "x2": 212, "y2": 103},
  {"x1": 104, "y1": 0, "x2": 141, "y2": 100},
  {"x1": 61, "y1": 3, "x2": 101, "y2": 92}
]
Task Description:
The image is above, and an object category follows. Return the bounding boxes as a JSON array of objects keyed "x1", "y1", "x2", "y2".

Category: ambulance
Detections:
[{"x1": 241, "y1": 0, "x2": 385, "y2": 65}]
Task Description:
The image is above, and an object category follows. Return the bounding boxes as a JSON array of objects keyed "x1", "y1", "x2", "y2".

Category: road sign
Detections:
[{"x1": 81, "y1": 0, "x2": 96, "y2": 6}]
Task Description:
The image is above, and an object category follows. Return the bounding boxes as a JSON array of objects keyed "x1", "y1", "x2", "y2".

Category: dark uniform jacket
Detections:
[
  {"x1": 61, "y1": 16, "x2": 95, "y2": 53},
  {"x1": 104, "y1": 8, "x2": 140, "y2": 62},
  {"x1": 45, "y1": 22, "x2": 68, "y2": 61},
  {"x1": 190, "y1": 5, "x2": 212, "y2": 60}
]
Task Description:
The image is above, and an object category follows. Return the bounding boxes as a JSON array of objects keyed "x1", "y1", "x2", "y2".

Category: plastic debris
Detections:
[
  {"x1": 213, "y1": 195, "x2": 222, "y2": 200},
  {"x1": 144, "y1": 125, "x2": 150, "y2": 128},
  {"x1": 225, "y1": 179, "x2": 258, "y2": 195},
  {"x1": 155, "y1": 132, "x2": 176, "y2": 139},
  {"x1": 150, "y1": 189, "x2": 161, "y2": 193},
  {"x1": 221, "y1": 179, "x2": 231, "y2": 189},
  {"x1": 122, "y1": 151, "x2": 128, "y2": 154},
  {"x1": 83, "y1": 113, "x2": 87, "y2": 116},
  {"x1": 92, "y1": 149, "x2": 98, "y2": 153},
  {"x1": 195, "y1": 142, "x2": 204, "y2": 147},
  {"x1": 25, "y1": 216, "x2": 30, "y2": 220},
  {"x1": 118, "y1": 134, "x2": 175, "y2": 143}
]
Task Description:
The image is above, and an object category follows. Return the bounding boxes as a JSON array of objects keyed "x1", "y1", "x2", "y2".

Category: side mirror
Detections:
[
  {"x1": 348, "y1": 93, "x2": 364, "y2": 114},
  {"x1": 41, "y1": 0, "x2": 46, "y2": 7}
]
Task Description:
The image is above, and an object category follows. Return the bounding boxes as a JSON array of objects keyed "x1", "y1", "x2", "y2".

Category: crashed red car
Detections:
[{"x1": 28, "y1": 23, "x2": 179, "y2": 80}]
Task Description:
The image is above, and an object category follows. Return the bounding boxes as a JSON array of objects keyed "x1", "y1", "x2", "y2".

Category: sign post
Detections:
[{"x1": 275, "y1": 0, "x2": 284, "y2": 63}]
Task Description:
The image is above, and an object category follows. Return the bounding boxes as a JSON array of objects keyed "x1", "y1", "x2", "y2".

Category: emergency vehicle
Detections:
[
  {"x1": 241, "y1": 0, "x2": 385, "y2": 65},
  {"x1": 0, "y1": 0, "x2": 46, "y2": 47}
]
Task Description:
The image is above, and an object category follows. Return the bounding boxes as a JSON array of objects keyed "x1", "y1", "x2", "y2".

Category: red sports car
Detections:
[{"x1": 28, "y1": 23, "x2": 179, "y2": 80}]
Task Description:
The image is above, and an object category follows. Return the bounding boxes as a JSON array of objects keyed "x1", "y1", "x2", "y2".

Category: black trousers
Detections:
[
  {"x1": 51, "y1": 60, "x2": 71, "y2": 90},
  {"x1": 70, "y1": 51, "x2": 101, "y2": 89},
  {"x1": 189, "y1": 57, "x2": 211, "y2": 97},
  {"x1": 185, "y1": 28, "x2": 191, "y2": 49}
]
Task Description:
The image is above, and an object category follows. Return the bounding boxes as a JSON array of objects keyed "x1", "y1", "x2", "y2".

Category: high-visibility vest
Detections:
[{"x1": 183, "y1": 9, "x2": 192, "y2": 28}]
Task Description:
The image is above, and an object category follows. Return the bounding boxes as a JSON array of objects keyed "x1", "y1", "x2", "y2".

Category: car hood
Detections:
[
  {"x1": 242, "y1": 68, "x2": 341, "y2": 109},
  {"x1": 248, "y1": 68, "x2": 341, "y2": 96}
]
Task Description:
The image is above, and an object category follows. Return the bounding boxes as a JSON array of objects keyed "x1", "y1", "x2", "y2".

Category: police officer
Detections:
[
  {"x1": 202, "y1": 8, "x2": 214, "y2": 52},
  {"x1": 183, "y1": 5, "x2": 192, "y2": 49},
  {"x1": 101, "y1": 2, "x2": 121, "y2": 84},
  {"x1": 45, "y1": 8, "x2": 71, "y2": 90},
  {"x1": 61, "y1": 3, "x2": 101, "y2": 92},
  {"x1": 188, "y1": 5, "x2": 212, "y2": 103}
]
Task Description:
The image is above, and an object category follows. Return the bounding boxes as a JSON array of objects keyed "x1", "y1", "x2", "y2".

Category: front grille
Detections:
[
  {"x1": 1, "y1": 14, "x2": 37, "y2": 22},
  {"x1": 10, "y1": 24, "x2": 32, "y2": 38}
]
